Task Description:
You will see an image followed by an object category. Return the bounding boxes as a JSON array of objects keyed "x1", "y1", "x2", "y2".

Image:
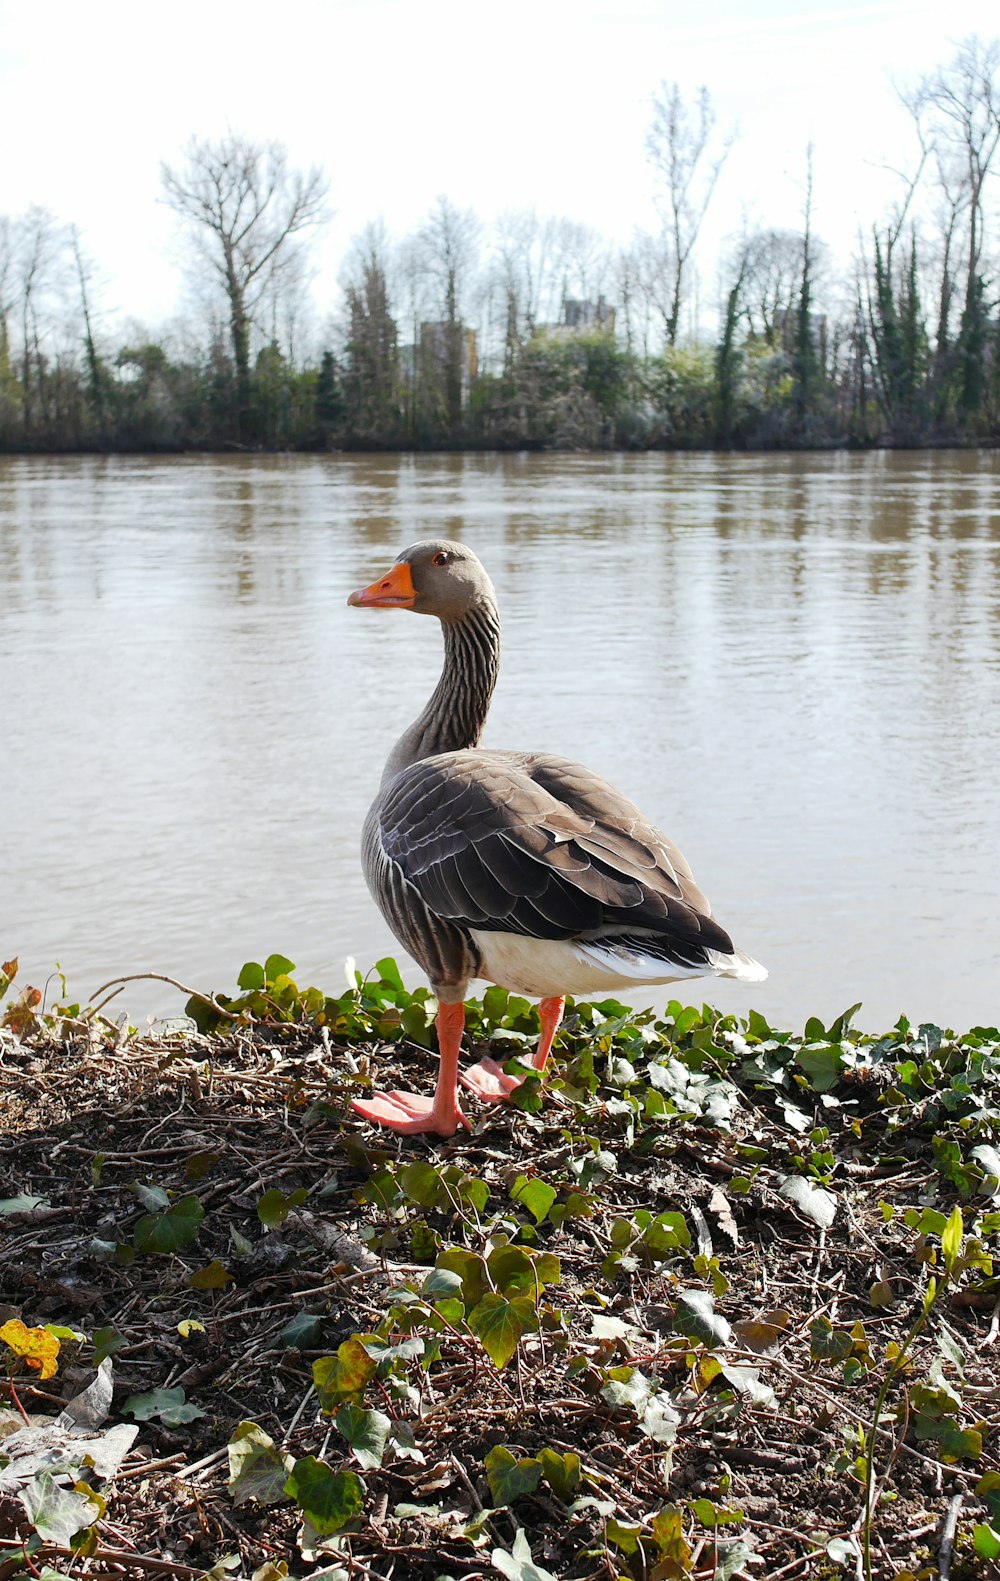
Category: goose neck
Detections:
[{"x1": 382, "y1": 601, "x2": 501, "y2": 784}]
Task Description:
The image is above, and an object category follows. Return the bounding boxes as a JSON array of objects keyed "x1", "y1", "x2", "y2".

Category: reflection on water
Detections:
[{"x1": 2, "y1": 450, "x2": 999, "y2": 1034}]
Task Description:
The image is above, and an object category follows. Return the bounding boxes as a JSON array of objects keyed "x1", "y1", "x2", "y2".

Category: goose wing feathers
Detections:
[{"x1": 378, "y1": 750, "x2": 733, "y2": 955}]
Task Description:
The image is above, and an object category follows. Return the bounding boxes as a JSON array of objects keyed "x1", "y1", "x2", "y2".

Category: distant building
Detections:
[{"x1": 562, "y1": 297, "x2": 616, "y2": 333}]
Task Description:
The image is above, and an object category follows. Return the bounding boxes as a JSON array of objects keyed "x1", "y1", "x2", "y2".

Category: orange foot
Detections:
[
  {"x1": 351, "y1": 1090, "x2": 472, "y2": 1136},
  {"x1": 459, "y1": 1057, "x2": 528, "y2": 1103}
]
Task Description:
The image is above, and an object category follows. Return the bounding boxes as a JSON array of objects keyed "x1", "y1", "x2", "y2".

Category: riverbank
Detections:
[{"x1": 2, "y1": 968, "x2": 1000, "y2": 1579}]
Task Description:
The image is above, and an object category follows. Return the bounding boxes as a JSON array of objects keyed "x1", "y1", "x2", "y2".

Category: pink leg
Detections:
[
  {"x1": 460, "y1": 995, "x2": 566, "y2": 1103},
  {"x1": 351, "y1": 1000, "x2": 472, "y2": 1136}
]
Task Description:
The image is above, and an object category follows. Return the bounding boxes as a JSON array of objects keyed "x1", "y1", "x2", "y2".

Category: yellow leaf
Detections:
[{"x1": 0, "y1": 1318, "x2": 61, "y2": 1379}]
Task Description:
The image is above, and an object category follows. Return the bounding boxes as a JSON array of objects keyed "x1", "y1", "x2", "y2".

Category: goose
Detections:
[{"x1": 348, "y1": 539, "x2": 765, "y2": 1136}]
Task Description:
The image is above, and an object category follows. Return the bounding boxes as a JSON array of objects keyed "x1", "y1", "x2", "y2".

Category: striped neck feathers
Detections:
[{"x1": 382, "y1": 601, "x2": 501, "y2": 785}]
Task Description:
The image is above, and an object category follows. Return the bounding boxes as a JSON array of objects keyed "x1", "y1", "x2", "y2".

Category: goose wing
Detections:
[{"x1": 377, "y1": 749, "x2": 733, "y2": 960}]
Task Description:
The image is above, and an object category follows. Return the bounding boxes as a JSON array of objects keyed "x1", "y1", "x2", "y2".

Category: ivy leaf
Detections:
[
  {"x1": 91, "y1": 1326, "x2": 125, "y2": 1366},
  {"x1": 673, "y1": 1289, "x2": 733, "y2": 1348},
  {"x1": 0, "y1": 1319, "x2": 60, "y2": 1379},
  {"x1": 264, "y1": 953, "x2": 296, "y2": 982},
  {"x1": 227, "y1": 1421, "x2": 295, "y2": 1506},
  {"x1": 0, "y1": 1192, "x2": 50, "y2": 1216},
  {"x1": 122, "y1": 1386, "x2": 206, "y2": 1425},
  {"x1": 510, "y1": 1176, "x2": 557, "y2": 1225},
  {"x1": 21, "y1": 1471, "x2": 101, "y2": 1544},
  {"x1": 281, "y1": 1312, "x2": 325, "y2": 1350},
  {"x1": 468, "y1": 1293, "x2": 539, "y2": 1369},
  {"x1": 188, "y1": 1258, "x2": 233, "y2": 1290},
  {"x1": 491, "y1": 1527, "x2": 557, "y2": 1581},
  {"x1": 435, "y1": 1248, "x2": 489, "y2": 1309},
  {"x1": 257, "y1": 1186, "x2": 308, "y2": 1229},
  {"x1": 941, "y1": 1204, "x2": 963, "y2": 1273},
  {"x1": 397, "y1": 1161, "x2": 441, "y2": 1207},
  {"x1": 133, "y1": 1194, "x2": 204, "y2": 1253},
  {"x1": 237, "y1": 961, "x2": 266, "y2": 991},
  {"x1": 973, "y1": 1524, "x2": 1000, "y2": 1560},
  {"x1": 313, "y1": 1339, "x2": 377, "y2": 1410},
  {"x1": 778, "y1": 1176, "x2": 837, "y2": 1229},
  {"x1": 972, "y1": 1144, "x2": 1000, "y2": 1193},
  {"x1": 641, "y1": 1392, "x2": 681, "y2": 1444},
  {"x1": 335, "y1": 1404, "x2": 390, "y2": 1471},
  {"x1": 600, "y1": 1366, "x2": 651, "y2": 1412},
  {"x1": 537, "y1": 1448, "x2": 580, "y2": 1500},
  {"x1": 420, "y1": 1267, "x2": 465, "y2": 1298},
  {"x1": 283, "y1": 1458, "x2": 363, "y2": 1535},
  {"x1": 485, "y1": 1446, "x2": 542, "y2": 1505}
]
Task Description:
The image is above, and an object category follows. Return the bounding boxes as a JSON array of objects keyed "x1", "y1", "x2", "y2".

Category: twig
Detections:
[
  {"x1": 42, "y1": 1546, "x2": 204, "y2": 1578},
  {"x1": 88, "y1": 972, "x2": 242, "y2": 1022},
  {"x1": 938, "y1": 1494, "x2": 964, "y2": 1581}
]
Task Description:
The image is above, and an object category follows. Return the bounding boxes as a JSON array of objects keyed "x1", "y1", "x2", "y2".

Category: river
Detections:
[{"x1": 2, "y1": 450, "x2": 998, "y2": 1034}]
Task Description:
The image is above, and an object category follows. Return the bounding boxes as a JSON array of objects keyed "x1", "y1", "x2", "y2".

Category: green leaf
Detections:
[
  {"x1": 0, "y1": 1192, "x2": 50, "y2": 1215},
  {"x1": 188, "y1": 1258, "x2": 233, "y2": 1290},
  {"x1": 264, "y1": 953, "x2": 296, "y2": 982},
  {"x1": 133, "y1": 1193, "x2": 204, "y2": 1253},
  {"x1": 257, "y1": 1186, "x2": 308, "y2": 1228},
  {"x1": 237, "y1": 961, "x2": 266, "y2": 991},
  {"x1": 510, "y1": 1175, "x2": 557, "y2": 1225},
  {"x1": 941, "y1": 1204, "x2": 963, "y2": 1273},
  {"x1": 227, "y1": 1421, "x2": 295, "y2": 1506},
  {"x1": 313, "y1": 1339, "x2": 377, "y2": 1410},
  {"x1": 468, "y1": 1293, "x2": 538, "y2": 1369},
  {"x1": 485, "y1": 1446, "x2": 542, "y2": 1504},
  {"x1": 673, "y1": 1289, "x2": 733, "y2": 1348},
  {"x1": 795, "y1": 1042, "x2": 849, "y2": 1092},
  {"x1": 21, "y1": 1471, "x2": 101, "y2": 1544},
  {"x1": 434, "y1": 1248, "x2": 488, "y2": 1308},
  {"x1": 491, "y1": 1528, "x2": 557, "y2": 1581},
  {"x1": 487, "y1": 1244, "x2": 560, "y2": 1296},
  {"x1": 606, "y1": 1518, "x2": 642, "y2": 1553},
  {"x1": 398, "y1": 1161, "x2": 443, "y2": 1208},
  {"x1": 91, "y1": 1326, "x2": 125, "y2": 1365},
  {"x1": 283, "y1": 1457, "x2": 364, "y2": 1535},
  {"x1": 122, "y1": 1386, "x2": 206, "y2": 1425},
  {"x1": 690, "y1": 1498, "x2": 745, "y2": 1527},
  {"x1": 973, "y1": 1523, "x2": 1000, "y2": 1560},
  {"x1": 335, "y1": 1404, "x2": 390, "y2": 1471},
  {"x1": 600, "y1": 1365, "x2": 651, "y2": 1412},
  {"x1": 281, "y1": 1312, "x2": 325, "y2": 1349},
  {"x1": 374, "y1": 956, "x2": 405, "y2": 991},
  {"x1": 420, "y1": 1266, "x2": 465, "y2": 1298},
  {"x1": 537, "y1": 1448, "x2": 580, "y2": 1500}
]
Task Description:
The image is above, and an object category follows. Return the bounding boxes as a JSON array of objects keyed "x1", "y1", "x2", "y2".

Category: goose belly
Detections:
[{"x1": 468, "y1": 929, "x2": 742, "y2": 999}]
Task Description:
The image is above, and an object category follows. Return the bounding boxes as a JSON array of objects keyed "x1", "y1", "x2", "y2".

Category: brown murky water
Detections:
[{"x1": 2, "y1": 450, "x2": 998, "y2": 1033}]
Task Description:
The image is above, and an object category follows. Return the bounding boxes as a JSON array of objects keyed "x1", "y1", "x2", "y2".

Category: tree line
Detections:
[{"x1": 3, "y1": 36, "x2": 1000, "y2": 454}]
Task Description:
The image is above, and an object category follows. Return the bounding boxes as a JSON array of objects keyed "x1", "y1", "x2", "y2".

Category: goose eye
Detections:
[{"x1": 433, "y1": 551, "x2": 449, "y2": 566}]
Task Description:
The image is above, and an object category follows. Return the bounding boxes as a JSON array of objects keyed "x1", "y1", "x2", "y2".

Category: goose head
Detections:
[{"x1": 348, "y1": 539, "x2": 495, "y2": 622}]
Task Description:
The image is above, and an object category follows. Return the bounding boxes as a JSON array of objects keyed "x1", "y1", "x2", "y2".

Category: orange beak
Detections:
[{"x1": 347, "y1": 561, "x2": 417, "y2": 609}]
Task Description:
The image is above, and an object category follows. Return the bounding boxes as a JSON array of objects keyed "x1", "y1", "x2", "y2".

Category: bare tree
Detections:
[
  {"x1": 71, "y1": 227, "x2": 106, "y2": 437},
  {"x1": 161, "y1": 135, "x2": 328, "y2": 439},
  {"x1": 906, "y1": 37, "x2": 1000, "y2": 413},
  {"x1": 646, "y1": 83, "x2": 732, "y2": 345},
  {"x1": 9, "y1": 208, "x2": 66, "y2": 438},
  {"x1": 416, "y1": 197, "x2": 481, "y2": 437}
]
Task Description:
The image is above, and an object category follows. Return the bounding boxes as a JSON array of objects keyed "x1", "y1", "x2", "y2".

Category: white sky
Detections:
[{"x1": 2, "y1": 0, "x2": 999, "y2": 336}]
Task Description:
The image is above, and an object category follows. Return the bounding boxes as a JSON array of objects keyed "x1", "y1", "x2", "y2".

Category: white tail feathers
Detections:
[{"x1": 705, "y1": 947, "x2": 768, "y2": 983}]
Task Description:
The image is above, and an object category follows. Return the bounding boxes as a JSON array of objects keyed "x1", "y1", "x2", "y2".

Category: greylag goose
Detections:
[{"x1": 348, "y1": 539, "x2": 765, "y2": 1136}]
